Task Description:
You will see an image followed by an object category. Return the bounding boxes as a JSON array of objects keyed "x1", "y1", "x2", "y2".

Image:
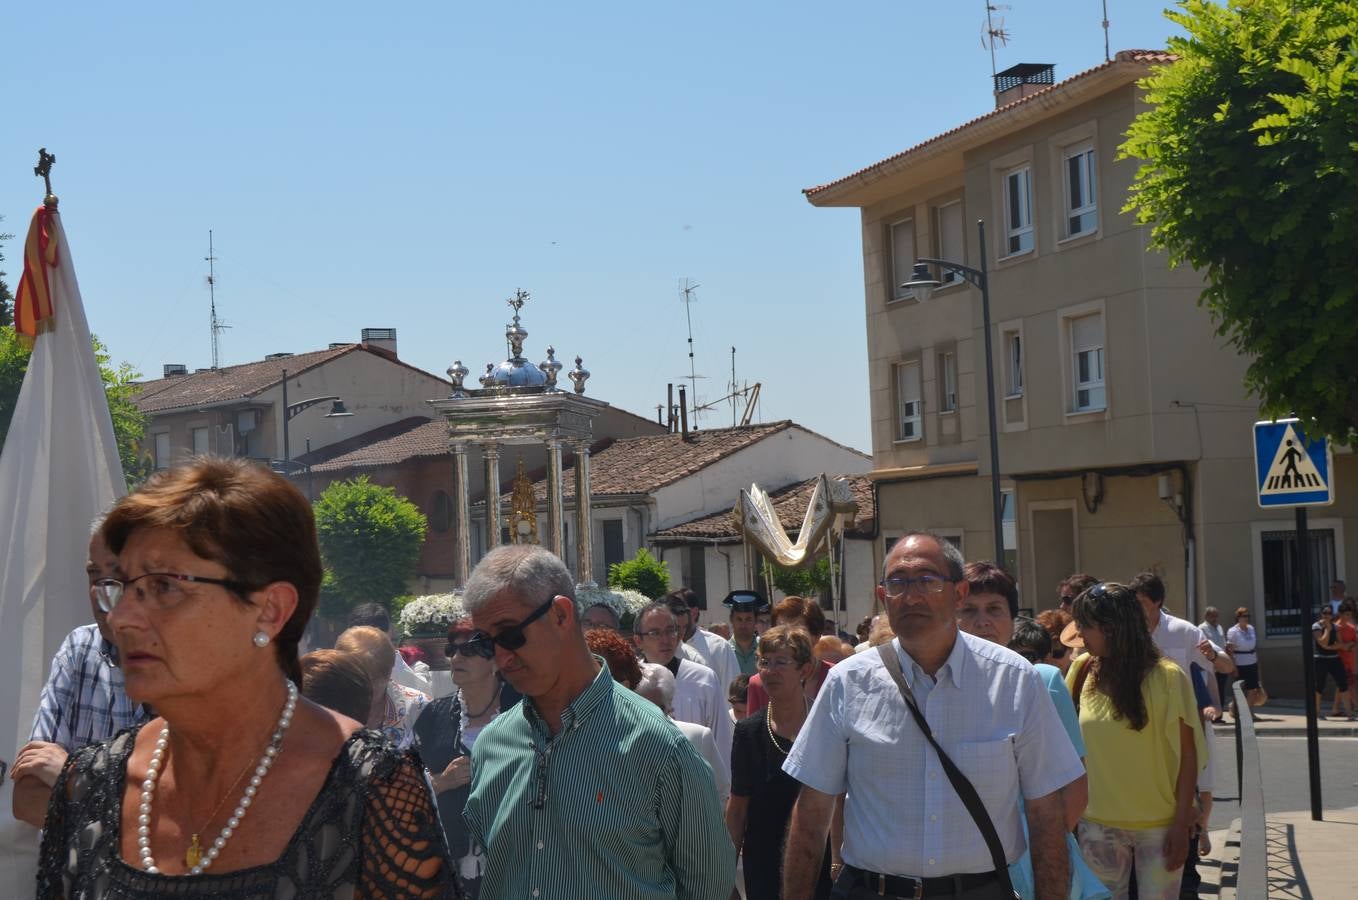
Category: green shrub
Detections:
[
  {"x1": 607, "y1": 548, "x2": 671, "y2": 600},
  {"x1": 313, "y1": 477, "x2": 427, "y2": 618}
]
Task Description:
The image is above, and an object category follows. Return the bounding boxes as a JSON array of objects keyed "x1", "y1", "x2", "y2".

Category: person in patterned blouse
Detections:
[{"x1": 335, "y1": 625, "x2": 429, "y2": 750}]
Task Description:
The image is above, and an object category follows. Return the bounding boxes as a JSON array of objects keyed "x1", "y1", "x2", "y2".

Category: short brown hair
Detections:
[
  {"x1": 1234, "y1": 606, "x2": 1250, "y2": 620},
  {"x1": 300, "y1": 650, "x2": 374, "y2": 723},
  {"x1": 772, "y1": 595, "x2": 826, "y2": 637},
  {"x1": 757, "y1": 624, "x2": 815, "y2": 666},
  {"x1": 586, "y1": 628, "x2": 643, "y2": 689},
  {"x1": 963, "y1": 561, "x2": 1018, "y2": 617},
  {"x1": 1058, "y1": 573, "x2": 1098, "y2": 602},
  {"x1": 1036, "y1": 608, "x2": 1072, "y2": 641},
  {"x1": 101, "y1": 458, "x2": 322, "y2": 685}
]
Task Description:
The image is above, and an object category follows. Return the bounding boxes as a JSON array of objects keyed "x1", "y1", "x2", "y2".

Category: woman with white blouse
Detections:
[{"x1": 1225, "y1": 607, "x2": 1262, "y2": 710}]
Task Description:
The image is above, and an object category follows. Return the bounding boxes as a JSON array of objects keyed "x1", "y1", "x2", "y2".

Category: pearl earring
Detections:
[{"x1": 253, "y1": 631, "x2": 271, "y2": 648}]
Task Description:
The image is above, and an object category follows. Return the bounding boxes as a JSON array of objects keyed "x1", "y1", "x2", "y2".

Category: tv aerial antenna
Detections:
[
  {"x1": 982, "y1": 2, "x2": 1013, "y2": 82},
  {"x1": 206, "y1": 230, "x2": 230, "y2": 370},
  {"x1": 1101, "y1": 0, "x2": 1111, "y2": 62},
  {"x1": 678, "y1": 278, "x2": 706, "y2": 427}
]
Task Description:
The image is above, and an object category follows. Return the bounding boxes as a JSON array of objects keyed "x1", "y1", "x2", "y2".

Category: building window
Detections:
[
  {"x1": 1070, "y1": 313, "x2": 1106, "y2": 412},
  {"x1": 429, "y1": 490, "x2": 452, "y2": 533},
  {"x1": 1004, "y1": 331, "x2": 1023, "y2": 397},
  {"x1": 1004, "y1": 166, "x2": 1034, "y2": 256},
  {"x1": 602, "y1": 520, "x2": 626, "y2": 574},
  {"x1": 890, "y1": 218, "x2": 916, "y2": 301},
  {"x1": 935, "y1": 201, "x2": 965, "y2": 285},
  {"x1": 894, "y1": 362, "x2": 922, "y2": 442},
  {"x1": 685, "y1": 546, "x2": 707, "y2": 605},
  {"x1": 1064, "y1": 145, "x2": 1097, "y2": 237},
  {"x1": 191, "y1": 427, "x2": 210, "y2": 456},
  {"x1": 153, "y1": 433, "x2": 171, "y2": 470},
  {"x1": 939, "y1": 352, "x2": 957, "y2": 413},
  {"x1": 1000, "y1": 489, "x2": 1018, "y2": 579},
  {"x1": 1260, "y1": 527, "x2": 1335, "y2": 637}
]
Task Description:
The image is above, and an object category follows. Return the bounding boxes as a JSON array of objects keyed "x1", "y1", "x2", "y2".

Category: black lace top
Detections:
[{"x1": 36, "y1": 726, "x2": 458, "y2": 899}]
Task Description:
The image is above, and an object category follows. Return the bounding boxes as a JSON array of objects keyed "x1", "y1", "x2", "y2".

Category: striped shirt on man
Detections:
[{"x1": 464, "y1": 659, "x2": 735, "y2": 899}]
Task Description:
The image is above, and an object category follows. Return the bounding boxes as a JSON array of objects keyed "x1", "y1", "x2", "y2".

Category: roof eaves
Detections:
[{"x1": 803, "y1": 52, "x2": 1170, "y2": 207}]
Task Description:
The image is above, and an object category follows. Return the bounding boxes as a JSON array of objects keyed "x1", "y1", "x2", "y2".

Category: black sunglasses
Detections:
[
  {"x1": 486, "y1": 595, "x2": 558, "y2": 651},
  {"x1": 446, "y1": 635, "x2": 496, "y2": 659}
]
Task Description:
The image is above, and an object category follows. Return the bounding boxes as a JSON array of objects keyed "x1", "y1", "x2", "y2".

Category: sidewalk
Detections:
[
  {"x1": 1213, "y1": 806, "x2": 1358, "y2": 898},
  {"x1": 1211, "y1": 703, "x2": 1358, "y2": 739}
]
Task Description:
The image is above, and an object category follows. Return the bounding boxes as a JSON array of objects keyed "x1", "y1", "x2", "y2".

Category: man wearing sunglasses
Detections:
[{"x1": 461, "y1": 545, "x2": 735, "y2": 900}]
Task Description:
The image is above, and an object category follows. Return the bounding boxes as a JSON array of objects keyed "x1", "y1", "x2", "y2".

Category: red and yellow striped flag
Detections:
[{"x1": 14, "y1": 205, "x2": 59, "y2": 337}]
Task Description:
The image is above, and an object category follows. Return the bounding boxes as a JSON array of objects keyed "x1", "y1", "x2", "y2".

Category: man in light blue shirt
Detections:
[{"x1": 782, "y1": 532, "x2": 1083, "y2": 900}]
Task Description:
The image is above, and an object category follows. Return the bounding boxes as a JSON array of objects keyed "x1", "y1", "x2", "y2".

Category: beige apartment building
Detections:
[{"x1": 806, "y1": 51, "x2": 1358, "y2": 695}]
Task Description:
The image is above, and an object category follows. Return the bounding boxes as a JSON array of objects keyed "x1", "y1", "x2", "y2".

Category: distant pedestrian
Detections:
[
  {"x1": 1059, "y1": 573, "x2": 1098, "y2": 612},
  {"x1": 1312, "y1": 606, "x2": 1352, "y2": 719},
  {"x1": 1336, "y1": 601, "x2": 1358, "y2": 718},
  {"x1": 668, "y1": 588, "x2": 742, "y2": 697},
  {"x1": 462, "y1": 545, "x2": 735, "y2": 900},
  {"x1": 781, "y1": 532, "x2": 1084, "y2": 900},
  {"x1": 1198, "y1": 607, "x2": 1230, "y2": 720},
  {"x1": 1225, "y1": 608, "x2": 1263, "y2": 710},
  {"x1": 1036, "y1": 608, "x2": 1075, "y2": 676},
  {"x1": 725, "y1": 590, "x2": 767, "y2": 676},
  {"x1": 744, "y1": 596, "x2": 834, "y2": 715},
  {"x1": 1068, "y1": 582, "x2": 1206, "y2": 900}
]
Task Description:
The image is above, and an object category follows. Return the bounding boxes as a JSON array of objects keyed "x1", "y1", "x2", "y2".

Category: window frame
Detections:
[
  {"x1": 1002, "y1": 166, "x2": 1035, "y2": 257},
  {"x1": 888, "y1": 216, "x2": 917, "y2": 304},
  {"x1": 938, "y1": 351, "x2": 958, "y2": 414},
  {"x1": 893, "y1": 360, "x2": 923, "y2": 443},
  {"x1": 1004, "y1": 330, "x2": 1023, "y2": 398},
  {"x1": 153, "y1": 432, "x2": 172, "y2": 470},
  {"x1": 191, "y1": 426, "x2": 210, "y2": 457},
  {"x1": 1071, "y1": 314, "x2": 1106, "y2": 413},
  {"x1": 1063, "y1": 143, "x2": 1098, "y2": 239},
  {"x1": 932, "y1": 199, "x2": 966, "y2": 289}
]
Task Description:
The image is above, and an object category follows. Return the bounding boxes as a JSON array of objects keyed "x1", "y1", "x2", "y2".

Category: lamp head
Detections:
[
  {"x1": 902, "y1": 262, "x2": 942, "y2": 303},
  {"x1": 325, "y1": 400, "x2": 354, "y2": 418}
]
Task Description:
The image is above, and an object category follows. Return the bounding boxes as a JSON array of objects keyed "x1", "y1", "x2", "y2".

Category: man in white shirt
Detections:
[
  {"x1": 1131, "y1": 574, "x2": 1235, "y2": 705},
  {"x1": 782, "y1": 532, "x2": 1083, "y2": 900},
  {"x1": 667, "y1": 588, "x2": 741, "y2": 700},
  {"x1": 1198, "y1": 606, "x2": 1230, "y2": 720},
  {"x1": 1329, "y1": 579, "x2": 1346, "y2": 616},
  {"x1": 634, "y1": 603, "x2": 733, "y2": 774}
]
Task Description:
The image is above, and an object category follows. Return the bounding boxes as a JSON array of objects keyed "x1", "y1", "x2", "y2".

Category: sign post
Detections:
[{"x1": 1254, "y1": 418, "x2": 1333, "y2": 822}]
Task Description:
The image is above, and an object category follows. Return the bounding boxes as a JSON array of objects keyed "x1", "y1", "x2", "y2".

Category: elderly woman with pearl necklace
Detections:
[{"x1": 35, "y1": 458, "x2": 454, "y2": 899}]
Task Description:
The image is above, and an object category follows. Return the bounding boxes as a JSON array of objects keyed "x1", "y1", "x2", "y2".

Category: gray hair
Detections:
[
  {"x1": 884, "y1": 530, "x2": 965, "y2": 581},
  {"x1": 464, "y1": 544, "x2": 578, "y2": 616},
  {"x1": 636, "y1": 661, "x2": 676, "y2": 713},
  {"x1": 1204, "y1": 606, "x2": 1219, "y2": 617}
]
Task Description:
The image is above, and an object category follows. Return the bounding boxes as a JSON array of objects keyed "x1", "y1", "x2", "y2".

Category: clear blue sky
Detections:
[{"x1": 1, "y1": 1, "x2": 1183, "y2": 452}]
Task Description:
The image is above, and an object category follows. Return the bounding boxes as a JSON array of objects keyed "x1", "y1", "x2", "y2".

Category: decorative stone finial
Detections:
[
  {"x1": 568, "y1": 356, "x2": 590, "y2": 395},
  {"x1": 479, "y1": 363, "x2": 494, "y2": 388},
  {"x1": 447, "y1": 360, "x2": 470, "y2": 397},
  {"x1": 539, "y1": 346, "x2": 563, "y2": 389}
]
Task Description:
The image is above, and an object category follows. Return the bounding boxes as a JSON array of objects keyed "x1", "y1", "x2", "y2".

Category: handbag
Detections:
[
  {"x1": 1253, "y1": 683, "x2": 1269, "y2": 707},
  {"x1": 876, "y1": 644, "x2": 1020, "y2": 899}
]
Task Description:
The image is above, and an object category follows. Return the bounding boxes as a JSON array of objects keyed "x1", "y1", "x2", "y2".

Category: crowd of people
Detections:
[{"x1": 8, "y1": 455, "x2": 1279, "y2": 899}]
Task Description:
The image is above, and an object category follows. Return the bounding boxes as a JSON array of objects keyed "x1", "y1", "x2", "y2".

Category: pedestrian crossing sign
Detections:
[{"x1": 1253, "y1": 419, "x2": 1334, "y2": 508}]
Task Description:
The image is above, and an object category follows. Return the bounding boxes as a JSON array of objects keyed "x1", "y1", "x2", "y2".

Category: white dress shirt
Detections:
[
  {"x1": 1152, "y1": 612, "x2": 1224, "y2": 706},
  {"x1": 672, "y1": 657, "x2": 733, "y2": 776},
  {"x1": 783, "y1": 632, "x2": 1084, "y2": 878},
  {"x1": 686, "y1": 627, "x2": 741, "y2": 698}
]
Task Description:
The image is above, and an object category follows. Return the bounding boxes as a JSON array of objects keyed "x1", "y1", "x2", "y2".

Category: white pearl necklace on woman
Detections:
[{"x1": 138, "y1": 680, "x2": 299, "y2": 876}]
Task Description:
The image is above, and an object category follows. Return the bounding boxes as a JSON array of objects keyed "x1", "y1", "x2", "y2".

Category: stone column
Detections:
[
  {"x1": 451, "y1": 441, "x2": 471, "y2": 586},
  {"x1": 545, "y1": 438, "x2": 565, "y2": 560},
  {"x1": 573, "y1": 441, "x2": 593, "y2": 585},
  {"x1": 483, "y1": 443, "x2": 502, "y2": 552}
]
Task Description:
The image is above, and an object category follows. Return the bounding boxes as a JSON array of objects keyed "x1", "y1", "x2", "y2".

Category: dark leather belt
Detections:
[{"x1": 843, "y1": 864, "x2": 1000, "y2": 898}]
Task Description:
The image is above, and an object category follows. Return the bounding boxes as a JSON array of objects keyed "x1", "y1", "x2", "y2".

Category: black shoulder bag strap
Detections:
[{"x1": 876, "y1": 644, "x2": 1017, "y2": 897}]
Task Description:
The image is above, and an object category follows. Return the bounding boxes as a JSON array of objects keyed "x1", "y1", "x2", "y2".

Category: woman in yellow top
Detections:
[{"x1": 1066, "y1": 582, "x2": 1206, "y2": 900}]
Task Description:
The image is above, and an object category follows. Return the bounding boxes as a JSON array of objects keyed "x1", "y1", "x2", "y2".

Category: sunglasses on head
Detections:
[
  {"x1": 446, "y1": 634, "x2": 496, "y2": 659},
  {"x1": 485, "y1": 595, "x2": 558, "y2": 651}
]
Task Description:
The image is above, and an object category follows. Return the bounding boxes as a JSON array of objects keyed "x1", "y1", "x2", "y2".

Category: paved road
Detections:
[{"x1": 1207, "y1": 734, "x2": 1358, "y2": 832}]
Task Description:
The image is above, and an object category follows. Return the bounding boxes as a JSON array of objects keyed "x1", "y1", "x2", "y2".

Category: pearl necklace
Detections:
[
  {"x1": 138, "y1": 680, "x2": 298, "y2": 876},
  {"x1": 765, "y1": 695, "x2": 808, "y2": 757}
]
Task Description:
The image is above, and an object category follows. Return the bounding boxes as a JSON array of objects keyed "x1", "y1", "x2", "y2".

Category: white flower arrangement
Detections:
[
  {"x1": 575, "y1": 585, "x2": 653, "y2": 620},
  {"x1": 398, "y1": 592, "x2": 467, "y2": 637}
]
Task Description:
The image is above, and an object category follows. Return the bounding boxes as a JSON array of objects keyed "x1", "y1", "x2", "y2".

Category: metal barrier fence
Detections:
[{"x1": 1231, "y1": 681, "x2": 1267, "y2": 898}]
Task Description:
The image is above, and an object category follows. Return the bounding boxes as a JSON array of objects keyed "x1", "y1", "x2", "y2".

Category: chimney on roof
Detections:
[
  {"x1": 994, "y1": 63, "x2": 1055, "y2": 108},
  {"x1": 264, "y1": 352, "x2": 294, "y2": 361},
  {"x1": 163, "y1": 363, "x2": 188, "y2": 377},
  {"x1": 678, "y1": 385, "x2": 690, "y2": 441},
  {"x1": 361, "y1": 328, "x2": 397, "y2": 360}
]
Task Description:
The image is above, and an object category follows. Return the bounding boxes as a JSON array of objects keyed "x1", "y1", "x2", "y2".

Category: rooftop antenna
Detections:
[
  {"x1": 679, "y1": 278, "x2": 704, "y2": 427},
  {"x1": 206, "y1": 230, "x2": 230, "y2": 369},
  {"x1": 729, "y1": 346, "x2": 738, "y2": 427},
  {"x1": 1101, "y1": 0, "x2": 1111, "y2": 62},
  {"x1": 982, "y1": 2, "x2": 1013, "y2": 83}
]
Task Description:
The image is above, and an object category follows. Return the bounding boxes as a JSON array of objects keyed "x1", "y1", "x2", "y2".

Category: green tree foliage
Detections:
[
  {"x1": 1122, "y1": 0, "x2": 1358, "y2": 436},
  {"x1": 607, "y1": 548, "x2": 671, "y2": 600},
  {"x1": 313, "y1": 477, "x2": 428, "y2": 619},
  {"x1": 763, "y1": 556, "x2": 835, "y2": 599}
]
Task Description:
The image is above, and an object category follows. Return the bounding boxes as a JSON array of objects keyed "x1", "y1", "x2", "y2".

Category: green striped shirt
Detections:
[{"x1": 464, "y1": 660, "x2": 735, "y2": 900}]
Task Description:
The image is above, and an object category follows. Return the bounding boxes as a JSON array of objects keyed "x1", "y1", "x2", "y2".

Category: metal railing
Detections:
[{"x1": 1231, "y1": 681, "x2": 1267, "y2": 898}]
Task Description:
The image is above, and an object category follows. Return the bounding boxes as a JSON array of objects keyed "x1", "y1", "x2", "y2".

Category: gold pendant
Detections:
[{"x1": 185, "y1": 834, "x2": 202, "y2": 868}]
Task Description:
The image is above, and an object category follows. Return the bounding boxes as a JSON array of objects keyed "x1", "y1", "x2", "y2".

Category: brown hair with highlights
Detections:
[{"x1": 101, "y1": 458, "x2": 322, "y2": 685}]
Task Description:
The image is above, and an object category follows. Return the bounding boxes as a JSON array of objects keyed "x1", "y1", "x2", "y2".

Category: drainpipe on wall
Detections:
[{"x1": 715, "y1": 545, "x2": 735, "y2": 596}]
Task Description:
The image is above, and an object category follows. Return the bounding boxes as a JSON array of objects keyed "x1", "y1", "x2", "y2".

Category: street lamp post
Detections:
[
  {"x1": 902, "y1": 219, "x2": 1007, "y2": 567},
  {"x1": 279, "y1": 367, "x2": 353, "y2": 478}
]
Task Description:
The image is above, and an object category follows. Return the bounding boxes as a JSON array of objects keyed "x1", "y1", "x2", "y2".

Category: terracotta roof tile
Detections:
[
  {"x1": 803, "y1": 49, "x2": 1177, "y2": 200},
  {"x1": 651, "y1": 474, "x2": 876, "y2": 542},
  {"x1": 131, "y1": 347, "x2": 359, "y2": 413},
  {"x1": 303, "y1": 418, "x2": 448, "y2": 474}
]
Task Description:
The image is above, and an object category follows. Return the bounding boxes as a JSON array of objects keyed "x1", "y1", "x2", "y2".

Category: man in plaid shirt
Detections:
[{"x1": 9, "y1": 526, "x2": 147, "y2": 827}]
